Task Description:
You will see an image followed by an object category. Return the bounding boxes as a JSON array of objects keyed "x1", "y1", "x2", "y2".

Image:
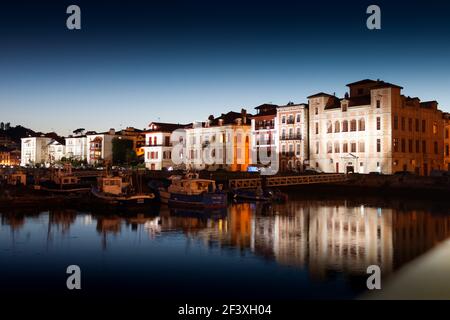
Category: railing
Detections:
[
  {"x1": 229, "y1": 174, "x2": 348, "y2": 189},
  {"x1": 280, "y1": 135, "x2": 302, "y2": 140}
]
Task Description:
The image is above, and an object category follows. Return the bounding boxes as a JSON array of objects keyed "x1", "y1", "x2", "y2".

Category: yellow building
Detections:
[{"x1": 444, "y1": 113, "x2": 450, "y2": 171}]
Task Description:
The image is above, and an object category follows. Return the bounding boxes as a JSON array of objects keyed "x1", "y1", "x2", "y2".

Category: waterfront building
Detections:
[
  {"x1": 250, "y1": 104, "x2": 278, "y2": 171},
  {"x1": 185, "y1": 110, "x2": 252, "y2": 172},
  {"x1": 65, "y1": 135, "x2": 88, "y2": 161},
  {"x1": 118, "y1": 127, "x2": 146, "y2": 158},
  {"x1": 277, "y1": 102, "x2": 309, "y2": 172},
  {"x1": 47, "y1": 140, "x2": 65, "y2": 164},
  {"x1": 444, "y1": 113, "x2": 450, "y2": 171},
  {"x1": 20, "y1": 136, "x2": 53, "y2": 166},
  {"x1": 308, "y1": 79, "x2": 444, "y2": 175},
  {"x1": 0, "y1": 147, "x2": 21, "y2": 167},
  {"x1": 86, "y1": 129, "x2": 118, "y2": 165},
  {"x1": 142, "y1": 122, "x2": 189, "y2": 170}
]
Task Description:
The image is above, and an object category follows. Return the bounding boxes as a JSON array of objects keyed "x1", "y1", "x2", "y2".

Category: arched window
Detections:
[
  {"x1": 327, "y1": 141, "x2": 333, "y2": 154},
  {"x1": 334, "y1": 121, "x2": 340, "y2": 133},
  {"x1": 342, "y1": 141, "x2": 348, "y2": 153},
  {"x1": 334, "y1": 141, "x2": 340, "y2": 153},
  {"x1": 342, "y1": 120, "x2": 348, "y2": 132},
  {"x1": 296, "y1": 127, "x2": 301, "y2": 139},
  {"x1": 327, "y1": 121, "x2": 333, "y2": 133},
  {"x1": 359, "y1": 141, "x2": 365, "y2": 153},
  {"x1": 350, "y1": 119, "x2": 357, "y2": 132},
  {"x1": 359, "y1": 118, "x2": 365, "y2": 131}
]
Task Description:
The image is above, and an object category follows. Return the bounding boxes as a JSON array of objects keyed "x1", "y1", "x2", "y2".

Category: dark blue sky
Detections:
[{"x1": 1, "y1": 0, "x2": 450, "y2": 135}]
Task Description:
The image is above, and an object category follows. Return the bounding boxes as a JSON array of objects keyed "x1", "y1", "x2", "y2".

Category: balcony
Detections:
[
  {"x1": 280, "y1": 134, "x2": 302, "y2": 141},
  {"x1": 286, "y1": 120, "x2": 295, "y2": 125}
]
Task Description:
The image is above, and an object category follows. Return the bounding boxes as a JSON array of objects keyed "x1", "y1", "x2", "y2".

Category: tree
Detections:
[
  {"x1": 73, "y1": 128, "x2": 85, "y2": 136},
  {"x1": 0, "y1": 122, "x2": 4, "y2": 130},
  {"x1": 112, "y1": 138, "x2": 136, "y2": 165}
]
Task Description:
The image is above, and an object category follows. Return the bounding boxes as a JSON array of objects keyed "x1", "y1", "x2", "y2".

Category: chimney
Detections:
[
  {"x1": 109, "y1": 128, "x2": 115, "y2": 135},
  {"x1": 241, "y1": 108, "x2": 247, "y2": 124}
]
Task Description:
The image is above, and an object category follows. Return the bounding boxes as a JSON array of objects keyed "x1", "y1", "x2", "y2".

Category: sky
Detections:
[{"x1": 1, "y1": 0, "x2": 450, "y2": 136}]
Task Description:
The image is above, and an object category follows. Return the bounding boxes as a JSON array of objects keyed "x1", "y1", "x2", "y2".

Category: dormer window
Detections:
[{"x1": 342, "y1": 104, "x2": 347, "y2": 112}]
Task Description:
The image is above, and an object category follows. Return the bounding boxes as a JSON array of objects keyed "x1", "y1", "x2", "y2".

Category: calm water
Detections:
[{"x1": 1, "y1": 197, "x2": 450, "y2": 300}]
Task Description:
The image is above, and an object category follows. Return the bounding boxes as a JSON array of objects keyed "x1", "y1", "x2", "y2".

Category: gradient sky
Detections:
[{"x1": 1, "y1": 0, "x2": 450, "y2": 136}]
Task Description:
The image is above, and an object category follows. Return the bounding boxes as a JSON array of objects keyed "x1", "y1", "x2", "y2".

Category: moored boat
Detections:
[
  {"x1": 158, "y1": 173, "x2": 227, "y2": 209},
  {"x1": 232, "y1": 187, "x2": 288, "y2": 202}
]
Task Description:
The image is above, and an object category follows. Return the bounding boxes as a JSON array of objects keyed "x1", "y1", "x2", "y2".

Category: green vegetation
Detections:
[{"x1": 112, "y1": 138, "x2": 136, "y2": 165}]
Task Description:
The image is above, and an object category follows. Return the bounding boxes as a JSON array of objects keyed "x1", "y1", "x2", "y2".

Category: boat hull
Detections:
[
  {"x1": 91, "y1": 188, "x2": 159, "y2": 206},
  {"x1": 168, "y1": 192, "x2": 227, "y2": 209}
]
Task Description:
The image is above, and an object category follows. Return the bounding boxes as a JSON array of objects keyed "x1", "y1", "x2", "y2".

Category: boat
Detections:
[
  {"x1": 232, "y1": 187, "x2": 288, "y2": 202},
  {"x1": 38, "y1": 163, "x2": 91, "y2": 193},
  {"x1": 91, "y1": 172, "x2": 158, "y2": 206},
  {"x1": 158, "y1": 173, "x2": 227, "y2": 209}
]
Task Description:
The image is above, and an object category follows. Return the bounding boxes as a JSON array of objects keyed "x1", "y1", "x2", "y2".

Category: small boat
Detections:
[
  {"x1": 91, "y1": 173, "x2": 158, "y2": 206},
  {"x1": 38, "y1": 163, "x2": 90, "y2": 193},
  {"x1": 232, "y1": 187, "x2": 288, "y2": 202},
  {"x1": 158, "y1": 173, "x2": 227, "y2": 209}
]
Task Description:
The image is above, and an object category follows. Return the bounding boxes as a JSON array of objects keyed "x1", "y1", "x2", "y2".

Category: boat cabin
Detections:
[
  {"x1": 7, "y1": 172, "x2": 27, "y2": 186},
  {"x1": 98, "y1": 176, "x2": 129, "y2": 195},
  {"x1": 168, "y1": 174, "x2": 217, "y2": 195},
  {"x1": 52, "y1": 163, "x2": 80, "y2": 186}
]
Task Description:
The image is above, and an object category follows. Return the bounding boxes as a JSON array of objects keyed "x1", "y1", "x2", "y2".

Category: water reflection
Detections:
[{"x1": 2, "y1": 200, "x2": 450, "y2": 287}]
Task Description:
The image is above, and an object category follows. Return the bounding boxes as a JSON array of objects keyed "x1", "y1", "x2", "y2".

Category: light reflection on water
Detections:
[{"x1": 1, "y1": 199, "x2": 450, "y2": 300}]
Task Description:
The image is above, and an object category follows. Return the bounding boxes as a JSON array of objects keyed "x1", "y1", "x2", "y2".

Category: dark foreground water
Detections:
[{"x1": 1, "y1": 196, "x2": 450, "y2": 300}]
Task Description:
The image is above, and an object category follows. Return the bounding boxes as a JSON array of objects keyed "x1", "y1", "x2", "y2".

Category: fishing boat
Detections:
[
  {"x1": 38, "y1": 163, "x2": 91, "y2": 193},
  {"x1": 91, "y1": 172, "x2": 158, "y2": 206},
  {"x1": 232, "y1": 187, "x2": 288, "y2": 202},
  {"x1": 158, "y1": 173, "x2": 227, "y2": 209}
]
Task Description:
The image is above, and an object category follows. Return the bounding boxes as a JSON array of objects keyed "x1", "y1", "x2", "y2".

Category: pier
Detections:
[{"x1": 228, "y1": 174, "x2": 349, "y2": 189}]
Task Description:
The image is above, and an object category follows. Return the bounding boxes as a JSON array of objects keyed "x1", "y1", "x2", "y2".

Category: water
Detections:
[{"x1": 1, "y1": 196, "x2": 450, "y2": 300}]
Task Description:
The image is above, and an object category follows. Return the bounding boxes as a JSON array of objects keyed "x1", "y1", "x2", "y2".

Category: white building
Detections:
[
  {"x1": 143, "y1": 122, "x2": 188, "y2": 170},
  {"x1": 47, "y1": 140, "x2": 65, "y2": 164},
  {"x1": 250, "y1": 104, "x2": 279, "y2": 174},
  {"x1": 185, "y1": 110, "x2": 252, "y2": 172},
  {"x1": 86, "y1": 129, "x2": 117, "y2": 165},
  {"x1": 65, "y1": 135, "x2": 88, "y2": 161},
  {"x1": 277, "y1": 103, "x2": 309, "y2": 172},
  {"x1": 20, "y1": 136, "x2": 52, "y2": 166}
]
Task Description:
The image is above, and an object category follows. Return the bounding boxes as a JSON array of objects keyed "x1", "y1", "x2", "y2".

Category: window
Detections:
[
  {"x1": 334, "y1": 142, "x2": 340, "y2": 153},
  {"x1": 422, "y1": 140, "x2": 426, "y2": 154},
  {"x1": 416, "y1": 140, "x2": 420, "y2": 153},
  {"x1": 315, "y1": 141, "x2": 319, "y2": 154},
  {"x1": 393, "y1": 138, "x2": 399, "y2": 152},
  {"x1": 446, "y1": 129, "x2": 449, "y2": 139},
  {"x1": 334, "y1": 121, "x2": 340, "y2": 133},
  {"x1": 408, "y1": 118, "x2": 413, "y2": 131},
  {"x1": 358, "y1": 118, "x2": 365, "y2": 131},
  {"x1": 342, "y1": 120, "x2": 348, "y2": 132},
  {"x1": 394, "y1": 115, "x2": 398, "y2": 130},
  {"x1": 350, "y1": 142, "x2": 357, "y2": 153},
  {"x1": 350, "y1": 119, "x2": 357, "y2": 132},
  {"x1": 296, "y1": 114, "x2": 300, "y2": 122},
  {"x1": 434, "y1": 141, "x2": 439, "y2": 154},
  {"x1": 281, "y1": 129, "x2": 286, "y2": 140},
  {"x1": 401, "y1": 139, "x2": 406, "y2": 153},
  {"x1": 408, "y1": 139, "x2": 413, "y2": 153},
  {"x1": 377, "y1": 139, "x2": 381, "y2": 153},
  {"x1": 376, "y1": 117, "x2": 381, "y2": 130},
  {"x1": 342, "y1": 104, "x2": 347, "y2": 112},
  {"x1": 358, "y1": 141, "x2": 365, "y2": 153},
  {"x1": 315, "y1": 123, "x2": 319, "y2": 135},
  {"x1": 376, "y1": 100, "x2": 381, "y2": 108},
  {"x1": 446, "y1": 144, "x2": 449, "y2": 157},
  {"x1": 296, "y1": 143, "x2": 301, "y2": 156},
  {"x1": 289, "y1": 144, "x2": 294, "y2": 155},
  {"x1": 282, "y1": 116, "x2": 286, "y2": 124},
  {"x1": 433, "y1": 122, "x2": 438, "y2": 134},
  {"x1": 327, "y1": 142, "x2": 333, "y2": 154},
  {"x1": 296, "y1": 127, "x2": 301, "y2": 139},
  {"x1": 315, "y1": 108, "x2": 318, "y2": 115},
  {"x1": 422, "y1": 120, "x2": 426, "y2": 133},
  {"x1": 327, "y1": 121, "x2": 333, "y2": 133},
  {"x1": 282, "y1": 145, "x2": 286, "y2": 155},
  {"x1": 415, "y1": 119, "x2": 419, "y2": 132},
  {"x1": 343, "y1": 142, "x2": 348, "y2": 153}
]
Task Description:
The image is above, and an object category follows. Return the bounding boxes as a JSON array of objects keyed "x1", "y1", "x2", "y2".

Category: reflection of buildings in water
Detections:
[
  {"x1": 96, "y1": 217, "x2": 122, "y2": 234},
  {"x1": 49, "y1": 210, "x2": 77, "y2": 234},
  {"x1": 1, "y1": 214, "x2": 25, "y2": 230},
  {"x1": 392, "y1": 211, "x2": 450, "y2": 268}
]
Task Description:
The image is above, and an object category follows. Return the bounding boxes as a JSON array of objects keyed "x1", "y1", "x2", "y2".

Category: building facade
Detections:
[
  {"x1": 0, "y1": 147, "x2": 21, "y2": 167},
  {"x1": 277, "y1": 103, "x2": 309, "y2": 172},
  {"x1": 250, "y1": 104, "x2": 278, "y2": 172},
  {"x1": 444, "y1": 113, "x2": 450, "y2": 171},
  {"x1": 86, "y1": 129, "x2": 117, "y2": 165},
  {"x1": 308, "y1": 79, "x2": 444, "y2": 175},
  {"x1": 185, "y1": 110, "x2": 252, "y2": 172},
  {"x1": 65, "y1": 135, "x2": 88, "y2": 161},
  {"x1": 143, "y1": 122, "x2": 188, "y2": 170},
  {"x1": 20, "y1": 136, "x2": 53, "y2": 166},
  {"x1": 47, "y1": 140, "x2": 66, "y2": 164}
]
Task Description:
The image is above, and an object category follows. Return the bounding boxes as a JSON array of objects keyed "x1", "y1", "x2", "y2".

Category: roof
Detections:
[
  {"x1": 346, "y1": 79, "x2": 378, "y2": 86},
  {"x1": 346, "y1": 79, "x2": 403, "y2": 90},
  {"x1": 307, "y1": 92, "x2": 335, "y2": 99},
  {"x1": 147, "y1": 122, "x2": 190, "y2": 133},
  {"x1": 208, "y1": 111, "x2": 252, "y2": 126},
  {"x1": 323, "y1": 97, "x2": 341, "y2": 110},
  {"x1": 255, "y1": 103, "x2": 278, "y2": 110}
]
